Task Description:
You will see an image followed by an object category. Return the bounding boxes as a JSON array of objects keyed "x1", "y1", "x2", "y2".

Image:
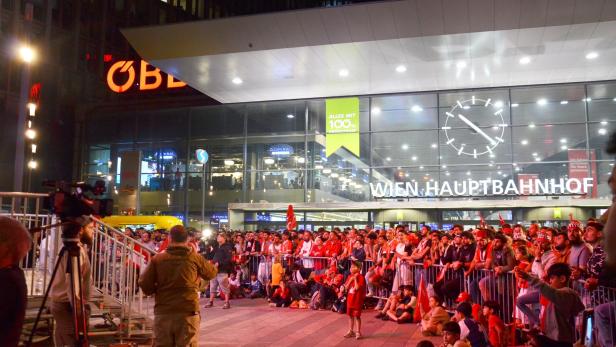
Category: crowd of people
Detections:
[{"x1": 116, "y1": 214, "x2": 616, "y2": 346}]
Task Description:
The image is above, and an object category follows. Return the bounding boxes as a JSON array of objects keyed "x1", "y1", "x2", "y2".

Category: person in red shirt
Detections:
[
  {"x1": 280, "y1": 232, "x2": 293, "y2": 255},
  {"x1": 270, "y1": 280, "x2": 291, "y2": 307},
  {"x1": 310, "y1": 236, "x2": 326, "y2": 271},
  {"x1": 343, "y1": 261, "x2": 366, "y2": 340},
  {"x1": 325, "y1": 232, "x2": 343, "y2": 258},
  {"x1": 482, "y1": 300, "x2": 505, "y2": 347}
]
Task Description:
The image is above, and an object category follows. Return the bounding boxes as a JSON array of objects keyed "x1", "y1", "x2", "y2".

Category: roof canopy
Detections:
[{"x1": 123, "y1": 0, "x2": 616, "y2": 103}]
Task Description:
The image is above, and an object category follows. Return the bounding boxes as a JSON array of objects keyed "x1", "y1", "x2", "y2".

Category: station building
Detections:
[{"x1": 78, "y1": 0, "x2": 616, "y2": 231}]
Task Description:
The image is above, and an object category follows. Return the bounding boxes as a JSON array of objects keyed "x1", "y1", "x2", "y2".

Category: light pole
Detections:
[{"x1": 13, "y1": 43, "x2": 36, "y2": 192}]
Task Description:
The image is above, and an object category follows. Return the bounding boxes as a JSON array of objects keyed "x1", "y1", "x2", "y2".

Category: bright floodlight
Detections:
[
  {"x1": 18, "y1": 44, "x2": 36, "y2": 64},
  {"x1": 25, "y1": 129, "x2": 36, "y2": 139},
  {"x1": 27, "y1": 102, "x2": 37, "y2": 116},
  {"x1": 28, "y1": 160, "x2": 38, "y2": 169}
]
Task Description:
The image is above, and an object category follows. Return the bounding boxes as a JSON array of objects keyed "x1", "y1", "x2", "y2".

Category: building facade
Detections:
[{"x1": 81, "y1": 80, "x2": 615, "y2": 230}]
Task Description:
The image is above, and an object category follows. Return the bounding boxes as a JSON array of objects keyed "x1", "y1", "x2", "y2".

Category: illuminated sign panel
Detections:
[
  {"x1": 370, "y1": 178, "x2": 594, "y2": 198},
  {"x1": 106, "y1": 60, "x2": 187, "y2": 93}
]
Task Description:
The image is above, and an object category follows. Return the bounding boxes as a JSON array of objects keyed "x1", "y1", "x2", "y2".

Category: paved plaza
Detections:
[{"x1": 196, "y1": 298, "x2": 441, "y2": 347}]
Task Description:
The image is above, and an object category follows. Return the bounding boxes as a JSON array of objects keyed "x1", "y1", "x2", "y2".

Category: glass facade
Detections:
[{"x1": 84, "y1": 81, "x2": 616, "y2": 226}]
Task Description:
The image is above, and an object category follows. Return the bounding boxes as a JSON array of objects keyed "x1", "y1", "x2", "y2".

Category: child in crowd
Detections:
[
  {"x1": 268, "y1": 255, "x2": 284, "y2": 300},
  {"x1": 228, "y1": 272, "x2": 243, "y2": 299},
  {"x1": 440, "y1": 321, "x2": 471, "y2": 347},
  {"x1": 421, "y1": 295, "x2": 450, "y2": 336},
  {"x1": 270, "y1": 280, "x2": 291, "y2": 307},
  {"x1": 453, "y1": 302, "x2": 487, "y2": 347},
  {"x1": 246, "y1": 274, "x2": 263, "y2": 299},
  {"x1": 514, "y1": 262, "x2": 584, "y2": 346},
  {"x1": 482, "y1": 301, "x2": 505, "y2": 347},
  {"x1": 384, "y1": 285, "x2": 416, "y2": 323},
  {"x1": 343, "y1": 261, "x2": 366, "y2": 340}
]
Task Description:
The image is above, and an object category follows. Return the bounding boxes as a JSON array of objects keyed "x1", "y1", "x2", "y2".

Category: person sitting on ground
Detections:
[
  {"x1": 228, "y1": 272, "x2": 243, "y2": 299},
  {"x1": 514, "y1": 262, "x2": 584, "y2": 347},
  {"x1": 245, "y1": 273, "x2": 263, "y2": 299},
  {"x1": 421, "y1": 295, "x2": 450, "y2": 336},
  {"x1": 481, "y1": 301, "x2": 505, "y2": 347},
  {"x1": 268, "y1": 255, "x2": 285, "y2": 300},
  {"x1": 440, "y1": 321, "x2": 471, "y2": 347},
  {"x1": 270, "y1": 280, "x2": 291, "y2": 307},
  {"x1": 384, "y1": 285, "x2": 416, "y2": 323},
  {"x1": 374, "y1": 288, "x2": 404, "y2": 319},
  {"x1": 453, "y1": 302, "x2": 488, "y2": 347},
  {"x1": 288, "y1": 263, "x2": 311, "y2": 300}
]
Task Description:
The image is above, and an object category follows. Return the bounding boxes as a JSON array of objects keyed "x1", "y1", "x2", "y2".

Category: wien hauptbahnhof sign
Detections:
[{"x1": 370, "y1": 177, "x2": 594, "y2": 198}]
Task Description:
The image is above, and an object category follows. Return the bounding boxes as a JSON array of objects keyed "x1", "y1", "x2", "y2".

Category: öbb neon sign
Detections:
[{"x1": 106, "y1": 60, "x2": 187, "y2": 93}]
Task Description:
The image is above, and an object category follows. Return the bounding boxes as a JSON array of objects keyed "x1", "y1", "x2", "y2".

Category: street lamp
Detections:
[
  {"x1": 13, "y1": 42, "x2": 36, "y2": 192},
  {"x1": 27, "y1": 160, "x2": 37, "y2": 169},
  {"x1": 17, "y1": 44, "x2": 36, "y2": 64}
]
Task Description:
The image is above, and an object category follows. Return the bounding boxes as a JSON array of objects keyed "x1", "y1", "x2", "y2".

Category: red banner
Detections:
[{"x1": 567, "y1": 149, "x2": 597, "y2": 198}]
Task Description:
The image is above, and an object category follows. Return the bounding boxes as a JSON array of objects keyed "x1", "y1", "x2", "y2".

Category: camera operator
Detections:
[
  {"x1": 139, "y1": 225, "x2": 217, "y2": 346},
  {"x1": 0, "y1": 217, "x2": 32, "y2": 346},
  {"x1": 48, "y1": 220, "x2": 93, "y2": 346}
]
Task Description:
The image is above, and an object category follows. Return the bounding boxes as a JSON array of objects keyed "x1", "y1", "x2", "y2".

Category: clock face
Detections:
[{"x1": 442, "y1": 97, "x2": 507, "y2": 158}]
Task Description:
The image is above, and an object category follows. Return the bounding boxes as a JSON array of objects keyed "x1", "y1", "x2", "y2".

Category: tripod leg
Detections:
[
  {"x1": 75, "y1": 252, "x2": 90, "y2": 346},
  {"x1": 68, "y1": 253, "x2": 90, "y2": 346},
  {"x1": 26, "y1": 247, "x2": 66, "y2": 347}
]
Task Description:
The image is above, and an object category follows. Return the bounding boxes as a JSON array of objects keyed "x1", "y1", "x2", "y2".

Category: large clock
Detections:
[{"x1": 442, "y1": 97, "x2": 507, "y2": 158}]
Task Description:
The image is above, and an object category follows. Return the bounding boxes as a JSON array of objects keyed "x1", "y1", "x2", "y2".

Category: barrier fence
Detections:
[
  {"x1": 90, "y1": 216, "x2": 157, "y2": 337},
  {"x1": 240, "y1": 253, "x2": 616, "y2": 344},
  {"x1": 1, "y1": 194, "x2": 613, "y2": 345}
]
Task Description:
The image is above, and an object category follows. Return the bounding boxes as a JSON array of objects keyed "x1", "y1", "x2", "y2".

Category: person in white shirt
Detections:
[{"x1": 298, "y1": 231, "x2": 314, "y2": 269}]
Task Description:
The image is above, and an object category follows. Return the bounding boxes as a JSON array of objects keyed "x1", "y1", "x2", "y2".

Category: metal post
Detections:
[
  {"x1": 13, "y1": 66, "x2": 30, "y2": 192},
  {"x1": 201, "y1": 163, "x2": 206, "y2": 228}
]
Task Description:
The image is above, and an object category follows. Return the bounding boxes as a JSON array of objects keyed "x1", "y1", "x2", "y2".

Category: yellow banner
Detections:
[{"x1": 325, "y1": 97, "x2": 360, "y2": 157}]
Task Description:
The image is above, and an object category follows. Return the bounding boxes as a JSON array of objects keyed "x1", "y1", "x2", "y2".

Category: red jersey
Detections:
[
  {"x1": 281, "y1": 240, "x2": 293, "y2": 254},
  {"x1": 273, "y1": 286, "x2": 291, "y2": 300},
  {"x1": 326, "y1": 241, "x2": 342, "y2": 257},
  {"x1": 488, "y1": 314, "x2": 504, "y2": 347},
  {"x1": 345, "y1": 273, "x2": 366, "y2": 316}
]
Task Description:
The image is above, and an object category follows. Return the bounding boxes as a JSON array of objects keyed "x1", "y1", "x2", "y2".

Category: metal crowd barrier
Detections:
[
  {"x1": 0, "y1": 192, "x2": 60, "y2": 296},
  {"x1": 574, "y1": 281, "x2": 616, "y2": 346},
  {"x1": 89, "y1": 216, "x2": 157, "y2": 337}
]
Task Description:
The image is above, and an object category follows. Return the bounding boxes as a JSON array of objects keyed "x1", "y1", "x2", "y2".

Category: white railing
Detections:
[
  {"x1": 89, "y1": 216, "x2": 156, "y2": 337},
  {"x1": 0, "y1": 192, "x2": 61, "y2": 296},
  {"x1": 0, "y1": 192, "x2": 156, "y2": 339}
]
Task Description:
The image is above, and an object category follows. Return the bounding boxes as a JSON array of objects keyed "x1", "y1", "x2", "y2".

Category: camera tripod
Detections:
[{"x1": 26, "y1": 221, "x2": 90, "y2": 347}]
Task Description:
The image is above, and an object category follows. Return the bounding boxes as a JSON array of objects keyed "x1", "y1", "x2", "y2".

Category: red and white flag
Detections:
[
  {"x1": 286, "y1": 204, "x2": 297, "y2": 231},
  {"x1": 413, "y1": 273, "x2": 431, "y2": 323}
]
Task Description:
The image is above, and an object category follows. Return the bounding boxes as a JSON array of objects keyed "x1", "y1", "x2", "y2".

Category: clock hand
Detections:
[{"x1": 457, "y1": 114, "x2": 496, "y2": 146}]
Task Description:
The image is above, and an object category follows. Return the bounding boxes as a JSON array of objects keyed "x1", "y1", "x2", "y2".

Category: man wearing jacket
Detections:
[{"x1": 139, "y1": 225, "x2": 217, "y2": 346}]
